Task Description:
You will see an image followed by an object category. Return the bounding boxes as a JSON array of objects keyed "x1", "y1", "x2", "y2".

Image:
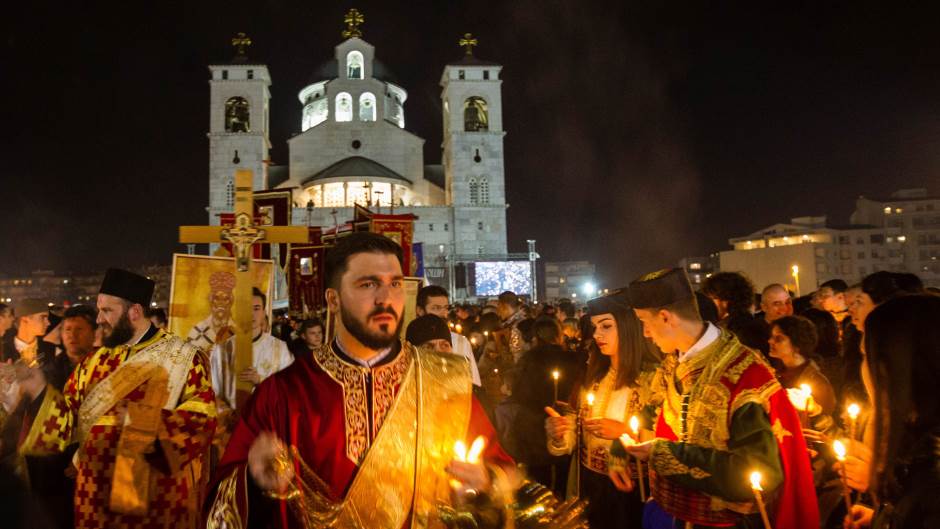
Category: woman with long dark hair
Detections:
[
  {"x1": 544, "y1": 290, "x2": 661, "y2": 529},
  {"x1": 843, "y1": 295, "x2": 940, "y2": 529}
]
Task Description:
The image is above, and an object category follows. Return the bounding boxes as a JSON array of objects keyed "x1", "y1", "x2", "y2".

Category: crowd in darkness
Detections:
[{"x1": 1, "y1": 265, "x2": 938, "y2": 529}]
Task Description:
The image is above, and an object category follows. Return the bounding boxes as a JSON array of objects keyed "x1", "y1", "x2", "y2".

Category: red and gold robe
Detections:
[
  {"x1": 206, "y1": 340, "x2": 513, "y2": 529},
  {"x1": 26, "y1": 327, "x2": 217, "y2": 529},
  {"x1": 648, "y1": 329, "x2": 818, "y2": 529}
]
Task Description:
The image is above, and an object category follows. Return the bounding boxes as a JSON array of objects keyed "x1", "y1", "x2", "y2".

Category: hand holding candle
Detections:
[
  {"x1": 833, "y1": 440, "x2": 853, "y2": 512},
  {"x1": 449, "y1": 436, "x2": 488, "y2": 493},
  {"x1": 749, "y1": 471, "x2": 773, "y2": 529},
  {"x1": 586, "y1": 392, "x2": 595, "y2": 416}
]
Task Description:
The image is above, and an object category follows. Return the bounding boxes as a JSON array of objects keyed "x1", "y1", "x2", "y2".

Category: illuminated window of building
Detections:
[
  {"x1": 689, "y1": 263, "x2": 702, "y2": 270},
  {"x1": 895, "y1": 208, "x2": 903, "y2": 214},
  {"x1": 225, "y1": 96, "x2": 250, "y2": 132},
  {"x1": 302, "y1": 97, "x2": 329, "y2": 131},
  {"x1": 346, "y1": 51, "x2": 364, "y2": 79},
  {"x1": 884, "y1": 207, "x2": 892, "y2": 214},
  {"x1": 359, "y1": 92, "x2": 376, "y2": 121},
  {"x1": 468, "y1": 177, "x2": 479, "y2": 204},
  {"x1": 335, "y1": 92, "x2": 353, "y2": 122},
  {"x1": 478, "y1": 176, "x2": 490, "y2": 204},
  {"x1": 898, "y1": 235, "x2": 907, "y2": 242},
  {"x1": 463, "y1": 97, "x2": 489, "y2": 131},
  {"x1": 322, "y1": 183, "x2": 346, "y2": 207}
]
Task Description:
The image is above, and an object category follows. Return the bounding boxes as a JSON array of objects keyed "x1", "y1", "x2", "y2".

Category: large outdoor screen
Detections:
[{"x1": 474, "y1": 261, "x2": 532, "y2": 297}]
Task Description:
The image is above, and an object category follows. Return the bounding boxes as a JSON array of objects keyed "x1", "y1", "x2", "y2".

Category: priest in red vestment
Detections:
[{"x1": 206, "y1": 233, "x2": 513, "y2": 529}]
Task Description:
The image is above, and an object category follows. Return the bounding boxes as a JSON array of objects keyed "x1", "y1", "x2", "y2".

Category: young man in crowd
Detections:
[{"x1": 415, "y1": 285, "x2": 481, "y2": 386}]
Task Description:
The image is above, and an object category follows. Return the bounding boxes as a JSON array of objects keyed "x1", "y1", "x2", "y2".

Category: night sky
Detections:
[{"x1": 2, "y1": 1, "x2": 938, "y2": 286}]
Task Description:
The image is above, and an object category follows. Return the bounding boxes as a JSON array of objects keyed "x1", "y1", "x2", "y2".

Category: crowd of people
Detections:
[{"x1": 0, "y1": 237, "x2": 937, "y2": 529}]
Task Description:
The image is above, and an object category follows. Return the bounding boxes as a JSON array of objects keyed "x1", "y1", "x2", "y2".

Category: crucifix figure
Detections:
[{"x1": 180, "y1": 169, "x2": 308, "y2": 405}]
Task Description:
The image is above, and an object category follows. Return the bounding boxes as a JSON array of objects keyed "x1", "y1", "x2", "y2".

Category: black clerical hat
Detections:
[
  {"x1": 406, "y1": 314, "x2": 452, "y2": 347},
  {"x1": 586, "y1": 288, "x2": 631, "y2": 316},
  {"x1": 99, "y1": 268, "x2": 155, "y2": 307},
  {"x1": 627, "y1": 268, "x2": 694, "y2": 309}
]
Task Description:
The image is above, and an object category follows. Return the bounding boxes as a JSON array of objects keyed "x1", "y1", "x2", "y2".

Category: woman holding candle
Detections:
[
  {"x1": 543, "y1": 289, "x2": 661, "y2": 529},
  {"x1": 769, "y1": 316, "x2": 837, "y2": 426},
  {"x1": 841, "y1": 295, "x2": 940, "y2": 529}
]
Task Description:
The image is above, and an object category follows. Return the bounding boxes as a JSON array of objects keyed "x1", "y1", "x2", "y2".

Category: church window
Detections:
[
  {"x1": 247, "y1": 70, "x2": 254, "y2": 79},
  {"x1": 444, "y1": 223, "x2": 449, "y2": 231},
  {"x1": 359, "y1": 92, "x2": 376, "y2": 121},
  {"x1": 463, "y1": 97, "x2": 488, "y2": 131},
  {"x1": 459, "y1": 70, "x2": 465, "y2": 80},
  {"x1": 473, "y1": 149, "x2": 482, "y2": 163},
  {"x1": 429, "y1": 224, "x2": 434, "y2": 231},
  {"x1": 225, "y1": 179, "x2": 235, "y2": 209},
  {"x1": 222, "y1": 70, "x2": 228, "y2": 80},
  {"x1": 483, "y1": 70, "x2": 490, "y2": 80},
  {"x1": 478, "y1": 222, "x2": 484, "y2": 231},
  {"x1": 468, "y1": 177, "x2": 479, "y2": 205},
  {"x1": 347, "y1": 51, "x2": 364, "y2": 79},
  {"x1": 224, "y1": 96, "x2": 250, "y2": 132},
  {"x1": 335, "y1": 92, "x2": 353, "y2": 122},
  {"x1": 479, "y1": 176, "x2": 490, "y2": 204}
]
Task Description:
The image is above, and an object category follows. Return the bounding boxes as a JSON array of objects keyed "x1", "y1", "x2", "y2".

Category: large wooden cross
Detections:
[{"x1": 179, "y1": 169, "x2": 308, "y2": 404}]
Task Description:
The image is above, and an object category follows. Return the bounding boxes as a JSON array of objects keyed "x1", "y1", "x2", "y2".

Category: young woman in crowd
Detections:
[
  {"x1": 843, "y1": 295, "x2": 940, "y2": 529},
  {"x1": 543, "y1": 290, "x2": 661, "y2": 529}
]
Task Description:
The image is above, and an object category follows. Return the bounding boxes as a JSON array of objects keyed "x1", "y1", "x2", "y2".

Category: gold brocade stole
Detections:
[{"x1": 300, "y1": 347, "x2": 473, "y2": 529}]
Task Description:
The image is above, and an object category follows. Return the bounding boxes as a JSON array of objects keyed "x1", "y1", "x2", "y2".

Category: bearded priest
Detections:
[
  {"x1": 10, "y1": 268, "x2": 217, "y2": 529},
  {"x1": 206, "y1": 232, "x2": 514, "y2": 529}
]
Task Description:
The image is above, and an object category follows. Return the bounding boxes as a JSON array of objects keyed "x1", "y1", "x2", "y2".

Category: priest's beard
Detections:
[
  {"x1": 340, "y1": 304, "x2": 402, "y2": 350},
  {"x1": 101, "y1": 311, "x2": 135, "y2": 348}
]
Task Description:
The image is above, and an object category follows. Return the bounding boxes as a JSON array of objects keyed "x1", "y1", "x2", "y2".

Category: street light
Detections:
[{"x1": 582, "y1": 282, "x2": 596, "y2": 297}]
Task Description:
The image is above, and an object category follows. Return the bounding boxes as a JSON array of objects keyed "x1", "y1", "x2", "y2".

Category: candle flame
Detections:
[
  {"x1": 453, "y1": 440, "x2": 467, "y2": 462},
  {"x1": 847, "y1": 403, "x2": 861, "y2": 420},
  {"x1": 619, "y1": 433, "x2": 636, "y2": 446},
  {"x1": 800, "y1": 383, "x2": 812, "y2": 398},
  {"x1": 629, "y1": 415, "x2": 640, "y2": 435},
  {"x1": 470, "y1": 337, "x2": 477, "y2": 345},
  {"x1": 750, "y1": 471, "x2": 763, "y2": 491},
  {"x1": 467, "y1": 436, "x2": 486, "y2": 464},
  {"x1": 552, "y1": 370, "x2": 560, "y2": 381},
  {"x1": 483, "y1": 330, "x2": 489, "y2": 337},
  {"x1": 586, "y1": 392, "x2": 595, "y2": 407},
  {"x1": 455, "y1": 324, "x2": 463, "y2": 333},
  {"x1": 833, "y1": 439, "x2": 847, "y2": 461}
]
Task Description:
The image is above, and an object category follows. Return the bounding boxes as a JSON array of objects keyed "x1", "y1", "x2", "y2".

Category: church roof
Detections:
[{"x1": 302, "y1": 156, "x2": 412, "y2": 186}]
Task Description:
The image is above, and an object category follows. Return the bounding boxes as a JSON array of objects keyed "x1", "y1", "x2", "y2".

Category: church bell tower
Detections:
[
  {"x1": 207, "y1": 33, "x2": 272, "y2": 225},
  {"x1": 441, "y1": 34, "x2": 508, "y2": 256}
]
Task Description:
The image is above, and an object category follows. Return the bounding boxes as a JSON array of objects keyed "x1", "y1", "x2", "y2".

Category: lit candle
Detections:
[
  {"x1": 847, "y1": 403, "x2": 861, "y2": 441},
  {"x1": 749, "y1": 471, "x2": 773, "y2": 529},
  {"x1": 833, "y1": 440, "x2": 853, "y2": 512},
  {"x1": 450, "y1": 436, "x2": 487, "y2": 489},
  {"x1": 455, "y1": 323, "x2": 463, "y2": 334},
  {"x1": 448, "y1": 321, "x2": 455, "y2": 329},
  {"x1": 483, "y1": 330, "x2": 489, "y2": 337},
  {"x1": 551, "y1": 369, "x2": 560, "y2": 404},
  {"x1": 470, "y1": 336, "x2": 477, "y2": 346},
  {"x1": 630, "y1": 416, "x2": 646, "y2": 502},
  {"x1": 586, "y1": 392, "x2": 595, "y2": 417},
  {"x1": 800, "y1": 383, "x2": 812, "y2": 425}
]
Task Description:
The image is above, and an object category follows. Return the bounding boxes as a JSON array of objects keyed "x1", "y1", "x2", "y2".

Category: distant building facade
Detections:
[
  {"x1": 543, "y1": 261, "x2": 596, "y2": 301},
  {"x1": 678, "y1": 254, "x2": 720, "y2": 287},
  {"x1": 674, "y1": 188, "x2": 940, "y2": 293},
  {"x1": 0, "y1": 265, "x2": 172, "y2": 309}
]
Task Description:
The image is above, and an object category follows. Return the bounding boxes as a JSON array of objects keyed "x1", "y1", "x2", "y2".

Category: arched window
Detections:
[
  {"x1": 225, "y1": 179, "x2": 235, "y2": 209},
  {"x1": 225, "y1": 97, "x2": 250, "y2": 132},
  {"x1": 479, "y1": 176, "x2": 490, "y2": 204},
  {"x1": 468, "y1": 177, "x2": 479, "y2": 205},
  {"x1": 346, "y1": 51, "x2": 364, "y2": 79},
  {"x1": 463, "y1": 97, "x2": 488, "y2": 132},
  {"x1": 335, "y1": 92, "x2": 353, "y2": 122},
  {"x1": 359, "y1": 92, "x2": 376, "y2": 121}
]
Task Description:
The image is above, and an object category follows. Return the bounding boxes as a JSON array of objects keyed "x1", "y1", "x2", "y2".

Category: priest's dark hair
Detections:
[
  {"x1": 864, "y1": 295, "x2": 940, "y2": 503},
  {"x1": 584, "y1": 303, "x2": 660, "y2": 390},
  {"x1": 252, "y1": 287, "x2": 266, "y2": 309},
  {"x1": 416, "y1": 285, "x2": 449, "y2": 311},
  {"x1": 325, "y1": 232, "x2": 404, "y2": 290}
]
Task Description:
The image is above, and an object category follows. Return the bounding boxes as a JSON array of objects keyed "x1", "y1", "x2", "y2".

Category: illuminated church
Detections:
[{"x1": 205, "y1": 11, "x2": 509, "y2": 285}]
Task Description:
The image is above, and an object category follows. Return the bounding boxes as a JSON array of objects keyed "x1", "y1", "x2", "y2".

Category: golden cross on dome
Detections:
[
  {"x1": 342, "y1": 8, "x2": 365, "y2": 39},
  {"x1": 231, "y1": 32, "x2": 252, "y2": 55},
  {"x1": 459, "y1": 33, "x2": 478, "y2": 56}
]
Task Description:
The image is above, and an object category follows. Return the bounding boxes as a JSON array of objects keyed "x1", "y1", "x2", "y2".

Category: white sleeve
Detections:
[
  {"x1": 276, "y1": 339, "x2": 294, "y2": 371},
  {"x1": 209, "y1": 343, "x2": 223, "y2": 398},
  {"x1": 453, "y1": 333, "x2": 481, "y2": 387}
]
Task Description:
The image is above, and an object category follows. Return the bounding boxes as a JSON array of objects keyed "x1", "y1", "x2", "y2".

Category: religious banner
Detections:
[
  {"x1": 412, "y1": 242, "x2": 424, "y2": 278},
  {"x1": 287, "y1": 227, "x2": 326, "y2": 315},
  {"x1": 401, "y1": 277, "x2": 424, "y2": 333},
  {"x1": 168, "y1": 254, "x2": 275, "y2": 351},
  {"x1": 370, "y1": 213, "x2": 418, "y2": 275},
  {"x1": 253, "y1": 189, "x2": 294, "y2": 267}
]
